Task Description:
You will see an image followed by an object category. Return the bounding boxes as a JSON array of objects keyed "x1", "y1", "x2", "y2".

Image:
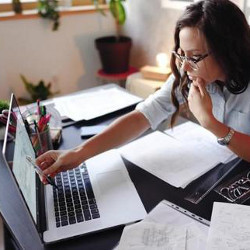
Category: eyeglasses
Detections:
[{"x1": 172, "y1": 50, "x2": 210, "y2": 71}]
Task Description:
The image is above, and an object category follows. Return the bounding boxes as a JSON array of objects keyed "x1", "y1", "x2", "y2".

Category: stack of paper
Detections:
[
  {"x1": 54, "y1": 86, "x2": 142, "y2": 121},
  {"x1": 119, "y1": 122, "x2": 236, "y2": 188}
]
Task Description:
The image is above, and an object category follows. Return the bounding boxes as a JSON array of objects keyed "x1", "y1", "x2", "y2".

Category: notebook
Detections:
[{"x1": 2, "y1": 94, "x2": 146, "y2": 243}]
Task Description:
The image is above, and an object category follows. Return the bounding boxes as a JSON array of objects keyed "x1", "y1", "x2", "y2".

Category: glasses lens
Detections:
[
  {"x1": 189, "y1": 61, "x2": 198, "y2": 70},
  {"x1": 172, "y1": 51, "x2": 198, "y2": 71},
  {"x1": 172, "y1": 52, "x2": 183, "y2": 69}
]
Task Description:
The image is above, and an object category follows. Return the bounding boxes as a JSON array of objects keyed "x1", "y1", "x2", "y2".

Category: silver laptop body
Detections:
[{"x1": 2, "y1": 94, "x2": 147, "y2": 244}]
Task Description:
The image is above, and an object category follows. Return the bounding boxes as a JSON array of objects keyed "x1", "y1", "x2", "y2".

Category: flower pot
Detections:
[{"x1": 95, "y1": 36, "x2": 132, "y2": 74}]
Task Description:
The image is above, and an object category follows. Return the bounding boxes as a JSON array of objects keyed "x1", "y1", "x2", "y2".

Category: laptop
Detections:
[{"x1": 2, "y1": 94, "x2": 147, "y2": 244}]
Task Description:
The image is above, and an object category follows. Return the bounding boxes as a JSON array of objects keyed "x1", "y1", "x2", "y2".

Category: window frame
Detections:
[{"x1": 0, "y1": 0, "x2": 106, "y2": 16}]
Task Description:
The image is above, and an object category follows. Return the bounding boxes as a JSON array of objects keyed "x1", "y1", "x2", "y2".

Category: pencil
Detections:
[{"x1": 26, "y1": 156, "x2": 59, "y2": 190}]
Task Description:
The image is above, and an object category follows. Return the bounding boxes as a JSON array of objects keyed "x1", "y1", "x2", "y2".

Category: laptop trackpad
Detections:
[
  {"x1": 97, "y1": 170, "x2": 129, "y2": 195},
  {"x1": 96, "y1": 170, "x2": 135, "y2": 220}
]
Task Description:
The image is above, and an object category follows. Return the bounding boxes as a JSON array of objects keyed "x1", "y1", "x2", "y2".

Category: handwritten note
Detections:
[{"x1": 207, "y1": 202, "x2": 250, "y2": 250}]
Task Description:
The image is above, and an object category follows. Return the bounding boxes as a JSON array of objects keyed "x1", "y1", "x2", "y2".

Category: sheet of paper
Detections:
[
  {"x1": 54, "y1": 87, "x2": 142, "y2": 121},
  {"x1": 164, "y1": 121, "x2": 236, "y2": 164},
  {"x1": 207, "y1": 202, "x2": 250, "y2": 250},
  {"x1": 116, "y1": 200, "x2": 208, "y2": 250},
  {"x1": 119, "y1": 131, "x2": 224, "y2": 188},
  {"x1": 144, "y1": 200, "x2": 209, "y2": 229},
  {"x1": 117, "y1": 221, "x2": 186, "y2": 250},
  {"x1": 144, "y1": 200, "x2": 208, "y2": 250},
  {"x1": 186, "y1": 223, "x2": 208, "y2": 250}
]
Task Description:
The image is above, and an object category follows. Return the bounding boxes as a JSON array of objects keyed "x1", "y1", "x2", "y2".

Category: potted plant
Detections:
[
  {"x1": 38, "y1": 0, "x2": 60, "y2": 31},
  {"x1": 18, "y1": 74, "x2": 59, "y2": 104},
  {"x1": 94, "y1": 0, "x2": 132, "y2": 74}
]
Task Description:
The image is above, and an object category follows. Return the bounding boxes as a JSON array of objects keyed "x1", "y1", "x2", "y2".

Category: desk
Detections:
[
  {"x1": 45, "y1": 121, "x2": 249, "y2": 249},
  {"x1": 1, "y1": 98, "x2": 250, "y2": 249}
]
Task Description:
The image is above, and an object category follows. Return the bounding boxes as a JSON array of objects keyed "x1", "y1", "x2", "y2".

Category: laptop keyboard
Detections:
[{"x1": 53, "y1": 163, "x2": 100, "y2": 228}]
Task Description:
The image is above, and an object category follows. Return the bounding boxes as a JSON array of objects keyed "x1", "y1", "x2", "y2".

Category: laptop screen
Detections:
[{"x1": 2, "y1": 94, "x2": 37, "y2": 224}]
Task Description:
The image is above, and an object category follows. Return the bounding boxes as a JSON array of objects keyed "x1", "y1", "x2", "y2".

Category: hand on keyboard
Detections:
[{"x1": 36, "y1": 149, "x2": 83, "y2": 184}]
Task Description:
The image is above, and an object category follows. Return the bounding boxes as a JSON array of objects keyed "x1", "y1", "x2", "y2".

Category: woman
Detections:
[{"x1": 37, "y1": 0, "x2": 250, "y2": 182}]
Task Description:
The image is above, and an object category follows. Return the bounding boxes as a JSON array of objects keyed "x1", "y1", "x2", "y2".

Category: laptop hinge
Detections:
[{"x1": 36, "y1": 175, "x2": 47, "y2": 236}]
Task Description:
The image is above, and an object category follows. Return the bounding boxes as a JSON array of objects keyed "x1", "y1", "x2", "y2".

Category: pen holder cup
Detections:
[
  {"x1": 31, "y1": 127, "x2": 53, "y2": 156},
  {"x1": 22, "y1": 105, "x2": 62, "y2": 151}
]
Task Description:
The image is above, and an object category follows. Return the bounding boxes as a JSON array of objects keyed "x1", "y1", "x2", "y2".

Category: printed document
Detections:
[
  {"x1": 54, "y1": 86, "x2": 142, "y2": 121},
  {"x1": 119, "y1": 131, "x2": 229, "y2": 188},
  {"x1": 207, "y1": 202, "x2": 250, "y2": 250}
]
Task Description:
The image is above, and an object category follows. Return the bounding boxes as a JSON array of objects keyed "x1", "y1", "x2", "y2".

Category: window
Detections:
[{"x1": 0, "y1": 0, "x2": 106, "y2": 15}]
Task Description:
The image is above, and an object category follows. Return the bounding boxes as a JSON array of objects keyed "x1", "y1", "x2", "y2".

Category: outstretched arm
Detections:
[{"x1": 36, "y1": 110, "x2": 151, "y2": 180}]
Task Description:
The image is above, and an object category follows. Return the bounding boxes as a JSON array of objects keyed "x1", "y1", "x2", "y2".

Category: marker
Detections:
[{"x1": 26, "y1": 155, "x2": 59, "y2": 190}]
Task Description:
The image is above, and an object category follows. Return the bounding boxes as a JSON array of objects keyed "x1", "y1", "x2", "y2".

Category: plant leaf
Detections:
[{"x1": 109, "y1": 0, "x2": 126, "y2": 25}]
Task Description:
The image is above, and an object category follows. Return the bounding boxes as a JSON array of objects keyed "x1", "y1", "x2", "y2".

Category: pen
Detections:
[
  {"x1": 34, "y1": 120, "x2": 43, "y2": 154},
  {"x1": 37, "y1": 99, "x2": 41, "y2": 117},
  {"x1": 26, "y1": 155, "x2": 59, "y2": 190}
]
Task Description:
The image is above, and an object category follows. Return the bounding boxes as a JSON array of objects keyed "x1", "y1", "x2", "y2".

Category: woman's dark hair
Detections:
[{"x1": 170, "y1": 0, "x2": 250, "y2": 127}]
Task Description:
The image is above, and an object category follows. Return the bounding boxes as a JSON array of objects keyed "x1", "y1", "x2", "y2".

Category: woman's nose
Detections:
[{"x1": 181, "y1": 60, "x2": 191, "y2": 72}]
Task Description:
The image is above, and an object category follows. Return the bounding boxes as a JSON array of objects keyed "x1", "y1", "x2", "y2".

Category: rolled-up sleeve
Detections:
[{"x1": 136, "y1": 74, "x2": 184, "y2": 130}]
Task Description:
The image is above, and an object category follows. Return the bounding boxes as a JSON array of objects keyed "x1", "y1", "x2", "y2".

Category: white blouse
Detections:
[{"x1": 136, "y1": 74, "x2": 250, "y2": 135}]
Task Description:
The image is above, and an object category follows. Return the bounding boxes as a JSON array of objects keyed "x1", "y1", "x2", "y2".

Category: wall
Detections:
[
  {"x1": 124, "y1": 0, "x2": 182, "y2": 69},
  {"x1": 124, "y1": 0, "x2": 250, "y2": 68},
  {"x1": 0, "y1": 1, "x2": 183, "y2": 101},
  {"x1": 0, "y1": 12, "x2": 115, "y2": 100}
]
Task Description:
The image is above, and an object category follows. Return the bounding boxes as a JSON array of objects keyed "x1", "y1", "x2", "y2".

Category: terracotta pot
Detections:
[{"x1": 95, "y1": 36, "x2": 132, "y2": 74}]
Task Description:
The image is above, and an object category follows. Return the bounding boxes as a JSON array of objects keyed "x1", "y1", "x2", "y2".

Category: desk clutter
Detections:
[
  {"x1": 116, "y1": 200, "x2": 250, "y2": 250},
  {"x1": 22, "y1": 100, "x2": 62, "y2": 156}
]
